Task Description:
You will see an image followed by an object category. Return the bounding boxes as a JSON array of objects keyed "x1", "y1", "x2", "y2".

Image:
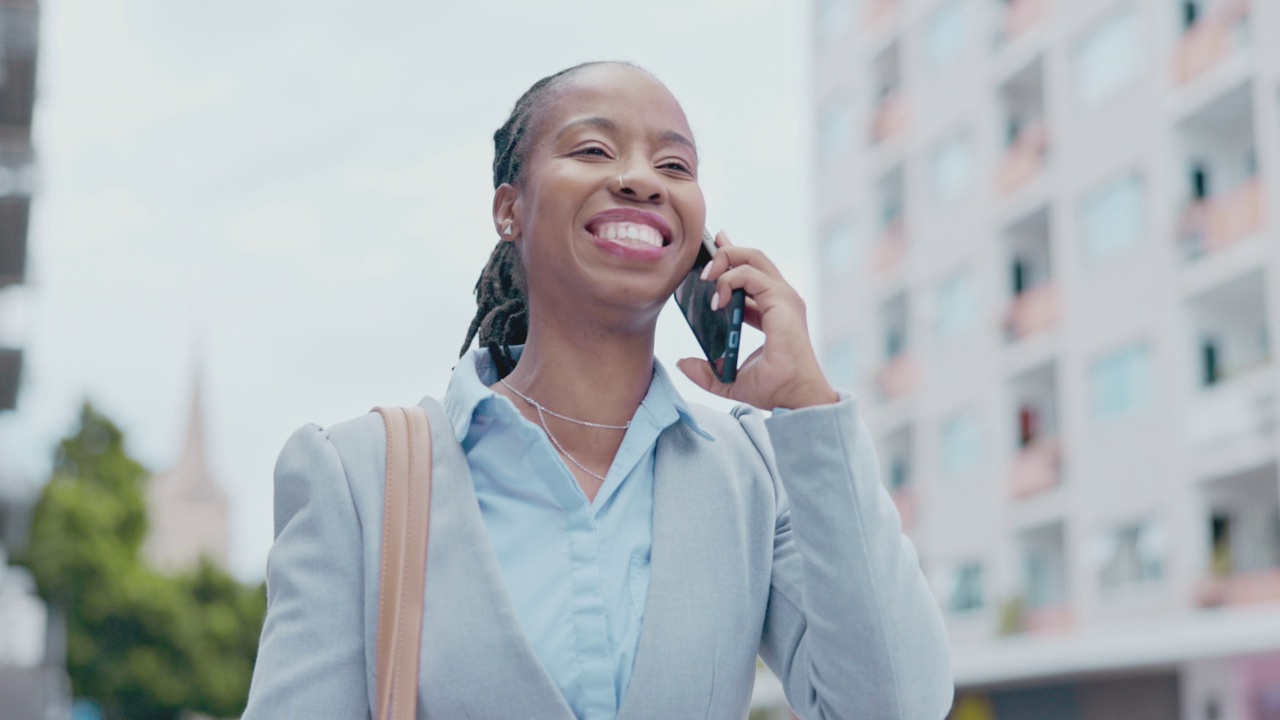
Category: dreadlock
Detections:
[{"x1": 459, "y1": 61, "x2": 641, "y2": 377}]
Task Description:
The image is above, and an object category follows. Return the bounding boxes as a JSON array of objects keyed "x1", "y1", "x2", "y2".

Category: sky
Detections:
[{"x1": 3, "y1": 0, "x2": 817, "y2": 579}]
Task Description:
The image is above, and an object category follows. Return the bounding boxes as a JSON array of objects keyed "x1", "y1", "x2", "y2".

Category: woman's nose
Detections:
[{"x1": 613, "y1": 165, "x2": 664, "y2": 203}]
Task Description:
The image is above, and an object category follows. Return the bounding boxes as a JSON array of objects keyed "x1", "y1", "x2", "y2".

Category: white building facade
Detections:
[{"x1": 811, "y1": 0, "x2": 1280, "y2": 718}]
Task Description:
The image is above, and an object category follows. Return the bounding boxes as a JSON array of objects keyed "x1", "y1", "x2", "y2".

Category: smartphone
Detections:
[{"x1": 674, "y1": 230, "x2": 746, "y2": 384}]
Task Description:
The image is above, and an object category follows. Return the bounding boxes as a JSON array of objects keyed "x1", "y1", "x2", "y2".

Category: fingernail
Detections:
[
  {"x1": 700, "y1": 264, "x2": 710, "y2": 281},
  {"x1": 710, "y1": 291, "x2": 720, "y2": 312}
]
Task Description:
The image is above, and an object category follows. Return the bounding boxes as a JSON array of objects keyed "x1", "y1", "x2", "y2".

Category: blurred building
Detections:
[
  {"x1": 0, "y1": 1, "x2": 72, "y2": 718},
  {"x1": 808, "y1": 0, "x2": 1280, "y2": 718},
  {"x1": 143, "y1": 366, "x2": 230, "y2": 573}
]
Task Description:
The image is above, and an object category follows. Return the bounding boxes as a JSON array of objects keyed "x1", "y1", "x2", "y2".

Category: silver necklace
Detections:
[{"x1": 499, "y1": 378, "x2": 629, "y2": 483}]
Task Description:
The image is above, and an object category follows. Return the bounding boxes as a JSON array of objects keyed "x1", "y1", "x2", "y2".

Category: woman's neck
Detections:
[{"x1": 498, "y1": 318, "x2": 656, "y2": 427}]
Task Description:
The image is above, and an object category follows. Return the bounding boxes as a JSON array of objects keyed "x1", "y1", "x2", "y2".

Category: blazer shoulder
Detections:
[
  {"x1": 273, "y1": 409, "x2": 390, "y2": 536},
  {"x1": 681, "y1": 401, "x2": 781, "y2": 499},
  {"x1": 682, "y1": 401, "x2": 761, "y2": 441},
  {"x1": 684, "y1": 401, "x2": 776, "y2": 460}
]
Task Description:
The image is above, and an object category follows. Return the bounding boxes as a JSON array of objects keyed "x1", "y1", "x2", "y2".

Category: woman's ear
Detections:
[{"x1": 492, "y1": 183, "x2": 521, "y2": 241}]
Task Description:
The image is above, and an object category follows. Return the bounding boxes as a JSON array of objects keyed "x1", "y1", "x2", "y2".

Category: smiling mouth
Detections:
[{"x1": 588, "y1": 221, "x2": 671, "y2": 248}]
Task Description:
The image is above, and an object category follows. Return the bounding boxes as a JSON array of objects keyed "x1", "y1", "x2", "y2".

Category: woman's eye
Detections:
[
  {"x1": 575, "y1": 147, "x2": 609, "y2": 158},
  {"x1": 661, "y1": 161, "x2": 692, "y2": 174}
]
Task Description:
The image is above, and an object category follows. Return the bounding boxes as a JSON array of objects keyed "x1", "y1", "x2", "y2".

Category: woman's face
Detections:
[{"x1": 503, "y1": 64, "x2": 706, "y2": 329}]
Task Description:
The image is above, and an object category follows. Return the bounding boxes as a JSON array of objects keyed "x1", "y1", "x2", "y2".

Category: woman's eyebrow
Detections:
[
  {"x1": 554, "y1": 116, "x2": 696, "y2": 153},
  {"x1": 554, "y1": 116, "x2": 621, "y2": 141},
  {"x1": 657, "y1": 129, "x2": 697, "y2": 154}
]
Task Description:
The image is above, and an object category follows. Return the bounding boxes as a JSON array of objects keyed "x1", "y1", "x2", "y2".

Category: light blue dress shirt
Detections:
[{"x1": 442, "y1": 347, "x2": 713, "y2": 720}]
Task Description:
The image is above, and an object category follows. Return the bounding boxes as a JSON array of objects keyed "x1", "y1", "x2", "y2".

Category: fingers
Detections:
[
  {"x1": 742, "y1": 296, "x2": 764, "y2": 330},
  {"x1": 702, "y1": 229, "x2": 801, "y2": 326},
  {"x1": 711, "y1": 264, "x2": 798, "y2": 316},
  {"x1": 706, "y1": 230, "x2": 782, "y2": 280},
  {"x1": 675, "y1": 358, "x2": 734, "y2": 400}
]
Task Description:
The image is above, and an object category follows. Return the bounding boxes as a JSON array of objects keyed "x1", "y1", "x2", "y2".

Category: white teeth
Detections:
[{"x1": 594, "y1": 221, "x2": 663, "y2": 247}]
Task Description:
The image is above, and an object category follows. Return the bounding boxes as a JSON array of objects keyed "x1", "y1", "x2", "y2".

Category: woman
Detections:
[{"x1": 243, "y1": 61, "x2": 953, "y2": 719}]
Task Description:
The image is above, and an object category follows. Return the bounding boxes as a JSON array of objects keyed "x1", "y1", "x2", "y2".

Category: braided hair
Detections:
[{"x1": 460, "y1": 61, "x2": 640, "y2": 376}]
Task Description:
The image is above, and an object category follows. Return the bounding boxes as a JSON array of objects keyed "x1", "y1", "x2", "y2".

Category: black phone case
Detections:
[{"x1": 719, "y1": 289, "x2": 746, "y2": 383}]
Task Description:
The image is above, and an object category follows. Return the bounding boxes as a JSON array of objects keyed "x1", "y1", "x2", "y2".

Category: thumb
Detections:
[{"x1": 677, "y1": 358, "x2": 733, "y2": 399}]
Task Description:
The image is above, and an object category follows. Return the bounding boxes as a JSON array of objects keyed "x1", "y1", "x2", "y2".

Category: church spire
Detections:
[
  {"x1": 166, "y1": 357, "x2": 215, "y2": 498},
  {"x1": 144, "y1": 347, "x2": 229, "y2": 572}
]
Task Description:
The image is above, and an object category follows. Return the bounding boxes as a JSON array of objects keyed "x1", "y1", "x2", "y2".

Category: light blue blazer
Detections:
[{"x1": 242, "y1": 394, "x2": 953, "y2": 719}]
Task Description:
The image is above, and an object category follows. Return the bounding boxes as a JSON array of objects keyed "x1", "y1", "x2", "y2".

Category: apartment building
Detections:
[
  {"x1": 810, "y1": 0, "x2": 1280, "y2": 718},
  {"x1": 0, "y1": 2, "x2": 70, "y2": 718}
]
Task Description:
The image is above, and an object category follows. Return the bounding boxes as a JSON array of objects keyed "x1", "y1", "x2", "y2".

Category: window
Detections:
[
  {"x1": 930, "y1": 132, "x2": 975, "y2": 205},
  {"x1": 819, "y1": 96, "x2": 856, "y2": 162},
  {"x1": 1081, "y1": 172, "x2": 1145, "y2": 262},
  {"x1": 942, "y1": 561, "x2": 985, "y2": 613},
  {"x1": 941, "y1": 409, "x2": 983, "y2": 476},
  {"x1": 821, "y1": 218, "x2": 860, "y2": 270},
  {"x1": 926, "y1": 0, "x2": 969, "y2": 71},
  {"x1": 1024, "y1": 546, "x2": 1066, "y2": 608},
  {"x1": 1089, "y1": 343, "x2": 1153, "y2": 424},
  {"x1": 0, "y1": 347, "x2": 19, "y2": 410},
  {"x1": 1096, "y1": 520, "x2": 1165, "y2": 591},
  {"x1": 0, "y1": 196, "x2": 29, "y2": 285},
  {"x1": 888, "y1": 454, "x2": 910, "y2": 490},
  {"x1": 823, "y1": 338, "x2": 859, "y2": 391},
  {"x1": 935, "y1": 269, "x2": 979, "y2": 339},
  {"x1": 1072, "y1": 5, "x2": 1143, "y2": 107}
]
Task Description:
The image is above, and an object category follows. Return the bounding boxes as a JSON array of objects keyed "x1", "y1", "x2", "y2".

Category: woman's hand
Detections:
[{"x1": 676, "y1": 231, "x2": 839, "y2": 410}]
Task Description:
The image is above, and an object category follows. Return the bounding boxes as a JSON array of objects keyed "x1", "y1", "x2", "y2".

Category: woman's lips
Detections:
[
  {"x1": 588, "y1": 227, "x2": 671, "y2": 261},
  {"x1": 592, "y1": 221, "x2": 664, "y2": 247},
  {"x1": 583, "y1": 208, "x2": 677, "y2": 262}
]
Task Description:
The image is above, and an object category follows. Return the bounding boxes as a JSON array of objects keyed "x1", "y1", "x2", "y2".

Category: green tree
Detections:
[{"x1": 20, "y1": 402, "x2": 265, "y2": 720}]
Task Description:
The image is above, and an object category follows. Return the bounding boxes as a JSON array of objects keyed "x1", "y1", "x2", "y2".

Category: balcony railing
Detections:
[
  {"x1": 877, "y1": 353, "x2": 916, "y2": 401},
  {"x1": 870, "y1": 92, "x2": 908, "y2": 145},
  {"x1": 1174, "y1": 0, "x2": 1250, "y2": 85},
  {"x1": 1176, "y1": 176, "x2": 1266, "y2": 261},
  {"x1": 871, "y1": 219, "x2": 907, "y2": 278},
  {"x1": 1003, "y1": 282, "x2": 1059, "y2": 341},
  {"x1": 996, "y1": 120, "x2": 1048, "y2": 196},
  {"x1": 1195, "y1": 568, "x2": 1280, "y2": 608},
  {"x1": 1001, "y1": 0, "x2": 1050, "y2": 44},
  {"x1": 1000, "y1": 596, "x2": 1074, "y2": 635},
  {"x1": 1010, "y1": 436, "x2": 1062, "y2": 500},
  {"x1": 1022, "y1": 603, "x2": 1074, "y2": 635},
  {"x1": 864, "y1": 0, "x2": 897, "y2": 29},
  {"x1": 1185, "y1": 362, "x2": 1278, "y2": 451},
  {"x1": 891, "y1": 487, "x2": 916, "y2": 531}
]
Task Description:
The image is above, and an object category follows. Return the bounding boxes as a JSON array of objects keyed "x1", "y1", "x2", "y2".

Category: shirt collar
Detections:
[{"x1": 442, "y1": 345, "x2": 715, "y2": 444}]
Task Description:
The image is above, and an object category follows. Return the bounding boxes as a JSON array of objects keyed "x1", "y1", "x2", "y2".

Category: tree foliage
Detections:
[{"x1": 21, "y1": 402, "x2": 265, "y2": 720}]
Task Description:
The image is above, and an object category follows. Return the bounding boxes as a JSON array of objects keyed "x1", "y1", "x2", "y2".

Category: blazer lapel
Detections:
[
  {"x1": 415, "y1": 398, "x2": 575, "y2": 719},
  {"x1": 619, "y1": 422, "x2": 731, "y2": 720}
]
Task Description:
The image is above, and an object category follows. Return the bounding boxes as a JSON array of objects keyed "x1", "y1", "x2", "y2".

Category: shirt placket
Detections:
[{"x1": 529, "y1": 434, "x2": 619, "y2": 720}]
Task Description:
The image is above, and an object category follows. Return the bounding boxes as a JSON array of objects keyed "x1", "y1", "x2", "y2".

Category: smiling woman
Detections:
[{"x1": 242, "y1": 61, "x2": 954, "y2": 720}]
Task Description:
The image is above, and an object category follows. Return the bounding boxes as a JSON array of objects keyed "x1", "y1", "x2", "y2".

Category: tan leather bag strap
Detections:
[{"x1": 373, "y1": 406, "x2": 432, "y2": 720}]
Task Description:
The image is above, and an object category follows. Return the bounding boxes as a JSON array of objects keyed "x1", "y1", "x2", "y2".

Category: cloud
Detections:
[
  {"x1": 708, "y1": 0, "x2": 778, "y2": 16},
  {"x1": 43, "y1": 0, "x2": 230, "y2": 149},
  {"x1": 65, "y1": 187, "x2": 152, "y2": 249},
  {"x1": 228, "y1": 203, "x2": 324, "y2": 255},
  {"x1": 749, "y1": 101, "x2": 804, "y2": 170}
]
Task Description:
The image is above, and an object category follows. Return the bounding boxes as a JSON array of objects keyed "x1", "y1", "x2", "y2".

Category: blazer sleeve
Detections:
[
  {"x1": 242, "y1": 424, "x2": 371, "y2": 720},
  {"x1": 743, "y1": 395, "x2": 954, "y2": 720}
]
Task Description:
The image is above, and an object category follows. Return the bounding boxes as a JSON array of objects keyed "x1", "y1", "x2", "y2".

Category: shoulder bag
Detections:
[{"x1": 372, "y1": 405, "x2": 433, "y2": 720}]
